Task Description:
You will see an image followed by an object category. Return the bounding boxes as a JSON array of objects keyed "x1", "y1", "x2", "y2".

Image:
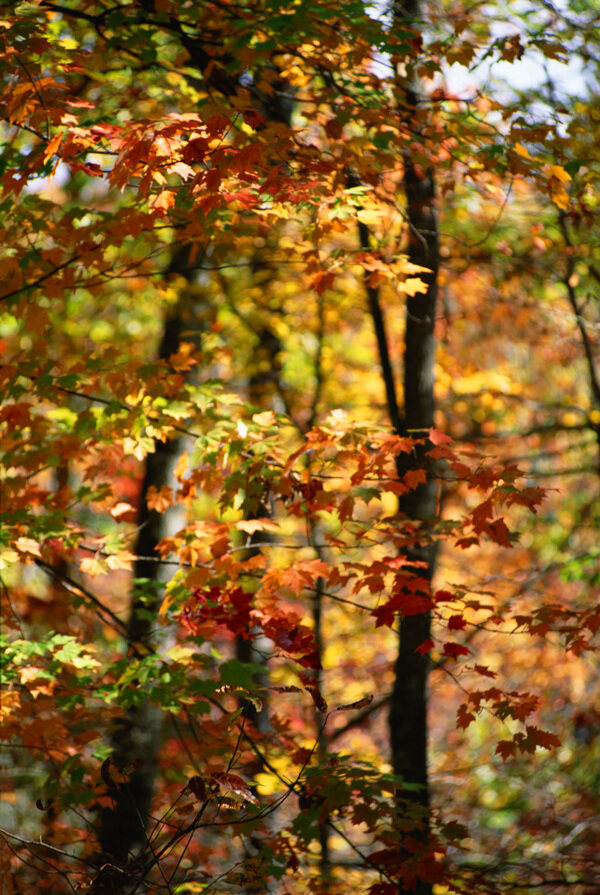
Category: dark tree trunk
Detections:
[
  {"x1": 390, "y1": 4, "x2": 440, "y2": 893},
  {"x1": 356, "y1": 124, "x2": 438, "y2": 894},
  {"x1": 391, "y1": 158, "x2": 439, "y2": 789},
  {"x1": 359, "y1": 147, "x2": 438, "y2": 892},
  {"x1": 91, "y1": 18, "x2": 296, "y2": 881},
  {"x1": 94, "y1": 250, "x2": 202, "y2": 888}
]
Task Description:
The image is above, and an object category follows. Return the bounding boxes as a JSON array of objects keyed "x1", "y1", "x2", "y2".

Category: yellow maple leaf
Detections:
[
  {"x1": 149, "y1": 190, "x2": 175, "y2": 213},
  {"x1": 167, "y1": 161, "x2": 195, "y2": 181},
  {"x1": 81, "y1": 556, "x2": 107, "y2": 577},
  {"x1": 146, "y1": 484, "x2": 174, "y2": 513},
  {"x1": 356, "y1": 208, "x2": 382, "y2": 227},
  {"x1": 514, "y1": 142, "x2": 534, "y2": 160},
  {"x1": 549, "y1": 180, "x2": 570, "y2": 210},
  {"x1": 397, "y1": 277, "x2": 428, "y2": 297},
  {"x1": 236, "y1": 518, "x2": 280, "y2": 534},
  {"x1": 252, "y1": 410, "x2": 277, "y2": 427},
  {"x1": 106, "y1": 551, "x2": 137, "y2": 572},
  {"x1": 174, "y1": 451, "x2": 189, "y2": 480},
  {"x1": 43, "y1": 132, "x2": 63, "y2": 163},
  {"x1": 158, "y1": 590, "x2": 178, "y2": 623},
  {"x1": 19, "y1": 667, "x2": 56, "y2": 699},
  {"x1": 110, "y1": 501, "x2": 137, "y2": 522},
  {"x1": 547, "y1": 163, "x2": 571, "y2": 185},
  {"x1": 14, "y1": 537, "x2": 42, "y2": 559},
  {"x1": 165, "y1": 644, "x2": 196, "y2": 664},
  {"x1": 0, "y1": 690, "x2": 21, "y2": 721}
]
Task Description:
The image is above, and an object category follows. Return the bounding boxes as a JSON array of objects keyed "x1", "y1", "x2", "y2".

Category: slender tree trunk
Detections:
[
  {"x1": 359, "y1": 147, "x2": 438, "y2": 892},
  {"x1": 95, "y1": 436, "x2": 181, "y2": 865},
  {"x1": 391, "y1": 154, "x2": 439, "y2": 780},
  {"x1": 90, "y1": 18, "x2": 296, "y2": 878},
  {"x1": 356, "y1": 142, "x2": 438, "y2": 891},
  {"x1": 94, "y1": 249, "x2": 203, "y2": 889},
  {"x1": 313, "y1": 574, "x2": 332, "y2": 891},
  {"x1": 383, "y1": 4, "x2": 439, "y2": 892},
  {"x1": 234, "y1": 320, "x2": 284, "y2": 894}
]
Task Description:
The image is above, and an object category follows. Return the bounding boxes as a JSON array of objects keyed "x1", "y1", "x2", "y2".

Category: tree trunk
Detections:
[
  {"x1": 391, "y1": 156, "x2": 439, "y2": 780},
  {"x1": 359, "y1": 145, "x2": 438, "y2": 893},
  {"x1": 90, "y1": 16, "x2": 296, "y2": 879},
  {"x1": 391, "y1": 4, "x2": 440, "y2": 892},
  {"x1": 94, "y1": 249, "x2": 203, "y2": 888}
]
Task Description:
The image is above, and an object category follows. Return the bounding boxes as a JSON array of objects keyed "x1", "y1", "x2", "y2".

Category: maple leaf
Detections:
[
  {"x1": 403, "y1": 468, "x2": 427, "y2": 489},
  {"x1": 266, "y1": 618, "x2": 321, "y2": 669},
  {"x1": 520, "y1": 725, "x2": 561, "y2": 753},
  {"x1": 110, "y1": 501, "x2": 137, "y2": 522},
  {"x1": 471, "y1": 664, "x2": 497, "y2": 679},
  {"x1": 496, "y1": 740, "x2": 517, "y2": 762},
  {"x1": 43, "y1": 131, "x2": 63, "y2": 163},
  {"x1": 251, "y1": 410, "x2": 277, "y2": 426},
  {"x1": 18, "y1": 666, "x2": 56, "y2": 699},
  {"x1": 457, "y1": 703, "x2": 476, "y2": 730},
  {"x1": 146, "y1": 484, "x2": 174, "y2": 513},
  {"x1": 487, "y1": 517, "x2": 512, "y2": 547},
  {"x1": 428, "y1": 427, "x2": 453, "y2": 446},
  {"x1": 235, "y1": 518, "x2": 279, "y2": 535},
  {"x1": 187, "y1": 775, "x2": 207, "y2": 801},
  {"x1": 545, "y1": 163, "x2": 571, "y2": 210},
  {"x1": 397, "y1": 276, "x2": 429, "y2": 296},
  {"x1": 415, "y1": 639, "x2": 434, "y2": 656},
  {"x1": 174, "y1": 452, "x2": 189, "y2": 481},
  {"x1": 80, "y1": 556, "x2": 107, "y2": 577},
  {"x1": 242, "y1": 109, "x2": 266, "y2": 129},
  {"x1": 14, "y1": 537, "x2": 42, "y2": 559},
  {"x1": 338, "y1": 495, "x2": 355, "y2": 521},
  {"x1": 167, "y1": 161, "x2": 195, "y2": 180},
  {"x1": 211, "y1": 773, "x2": 259, "y2": 807},
  {"x1": 181, "y1": 586, "x2": 254, "y2": 637},
  {"x1": 447, "y1": 614, "x2": 466, "y2": 631},
  {"x1": 471, "y1": 498, "x2": 493, "y2": 532},
  {"x1": 149, "y1": 190, "x2": 175, "y2": 214},
  {"x1": 169, "y1": 343, "x2": 199, "y2": 372},
  {"x1": 106, "y1": 550, "x2": 136, "y2": 572},
  {"x1": 371, "y1": 602, "x2": 396, "y2": 628},
  {"x1": 442, "y1": 642, "x2": 470, "y2": 659},
  {"x1": 311, "y1": 270, "x2": 336, "y2": 295}
]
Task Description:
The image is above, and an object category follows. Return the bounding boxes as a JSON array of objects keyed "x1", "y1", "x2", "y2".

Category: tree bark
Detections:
[
  {"x1": 94, "y1": 249, "x2": 203, "y2": 887},
  {"x1": 391, "y1": 157, "x2": 439, "y2": 785},
  {"x1": 358, "y1": 145, "x2": 438, "y2": 894},
  {"x1": 356, "y1": 120, "x2": 438, "y2": 894},
  {"x1": 391, "y1": 4, "x2": 440, "y2": 893}
]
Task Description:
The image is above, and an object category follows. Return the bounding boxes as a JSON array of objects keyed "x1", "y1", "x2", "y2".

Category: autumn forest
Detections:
[{"x1": 0, "y1": 1, "x2": 598, "y2": 893}]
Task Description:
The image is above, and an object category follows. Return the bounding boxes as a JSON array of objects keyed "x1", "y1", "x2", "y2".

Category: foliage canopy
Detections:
[{"x1": 0, "y1": 1, "x2": 599, "y2": 893}]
